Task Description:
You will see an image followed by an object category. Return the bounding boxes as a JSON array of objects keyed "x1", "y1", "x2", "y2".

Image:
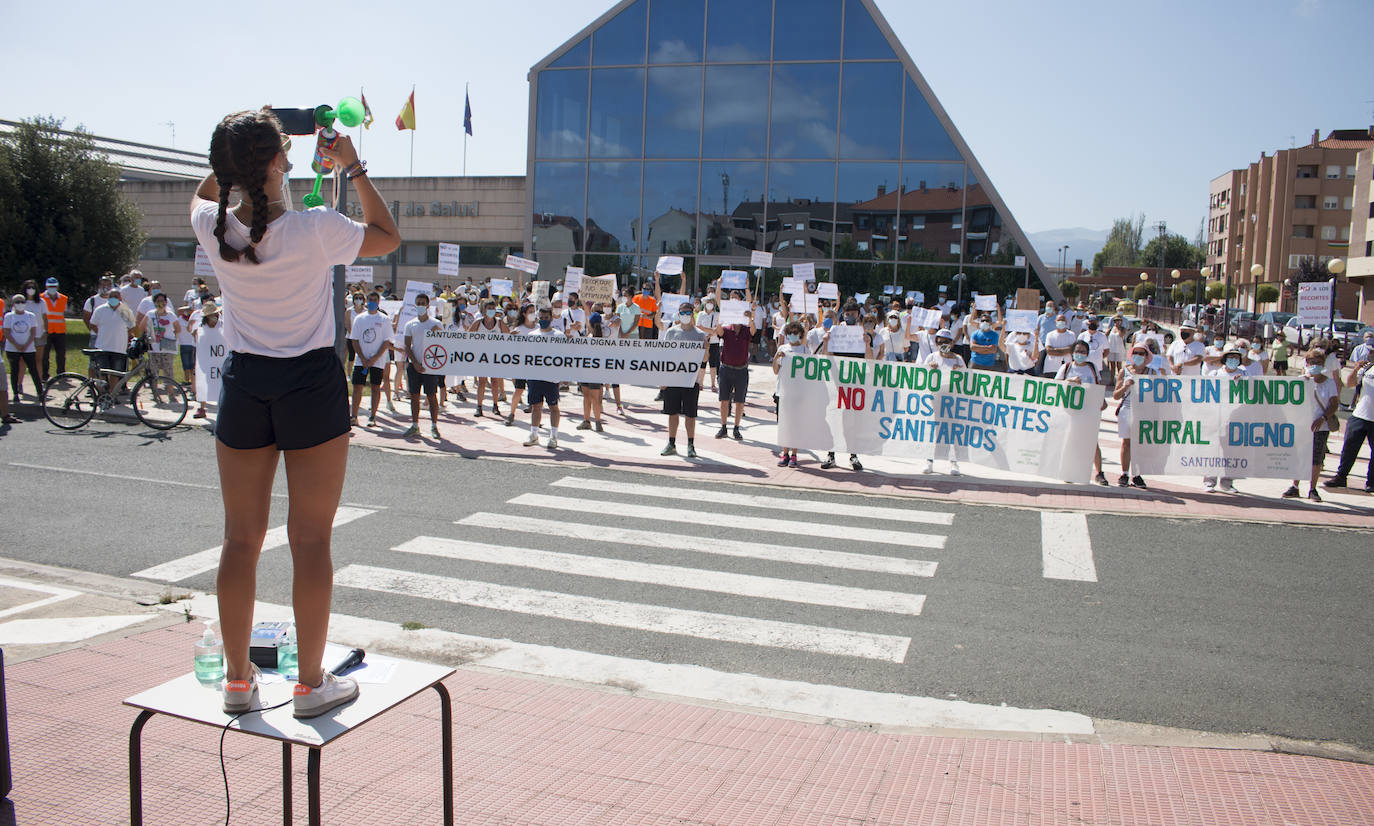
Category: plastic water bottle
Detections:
[
  {"x1": 278, "y1": 625, "x2": 298, "y2": 680},
  {"x1": 193, "y1": 621, "x2": 224, "y2": 686}
]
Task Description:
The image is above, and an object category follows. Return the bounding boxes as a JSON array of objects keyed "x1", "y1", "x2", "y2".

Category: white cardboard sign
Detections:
[
  {"x1": 826, "y1": 325, "x2": 865, "y2": 354},
  {"x1": 751, "y1": 250, "x2": 774, "y2": 268},
  {"x1": 817, "y1": 282, "x2": 839, "y2": 300},
  {"x1": 194, "y1": 246, "x2": 214, "y2": 278},
  {"x1": 719, "y1": 299, "x2": 751, "y2": 326},
  {"x1": 720, "y1": 270, "x2": 748, "y2": 289},
  {"x1": 655, "y1": 255, "x2": 684, "y2": 275},
  {"x1": 438, "y1": 243, "x2": 461, "y2": 277},
  {"x1": 792, "y1": 262, "x2": 816, "y2": 281},
  {"x1": 505, "y1": 254, "x2": 540, "y2": 275},
  {"x1": 345, "y1": 265, "x2": 374, "y2": 282}
]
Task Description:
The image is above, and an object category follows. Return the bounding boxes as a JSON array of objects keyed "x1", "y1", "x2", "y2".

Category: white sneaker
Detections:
[
  {"x1": 950, "y1": 461, "x2": 961, "y2": 476},
  {"x1": 522, "y1": 434, "x2": 539, "y2": 447},
  {"x1": 1203, "y1": 482, "x2": 1216, "y2": 492},
  {"x1": 221, "y1": 664, "x2": 261, "y2": 715},
  {"x1": 293, "y1": 672, "x2": 359, "y2": 719},
  {"x1": 546, "y1": 435, "x2": 559, "y2": 450},
  {"x1": 1220, "y1": 482, "x2": 1238, "y2": 493},
  {"x1": 923, "y1": 460, "x2": 935, "y2": 474}
]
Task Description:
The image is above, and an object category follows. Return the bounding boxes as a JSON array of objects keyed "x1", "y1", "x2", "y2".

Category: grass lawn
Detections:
[{"x1": 60, "y1": 319, "x2": 93, "y2": 377}]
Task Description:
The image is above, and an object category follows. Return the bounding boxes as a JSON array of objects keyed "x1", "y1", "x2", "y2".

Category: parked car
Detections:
[
  {"x1": 1229, "y1": 311, "x2": 1259, "y2": 340},
  {"x1": 1283, "y1": 317, "x2": 1370, "y2": 356},
  {"x1": 1254, "y1": 312, "x2": 1294, "y2": 341}
]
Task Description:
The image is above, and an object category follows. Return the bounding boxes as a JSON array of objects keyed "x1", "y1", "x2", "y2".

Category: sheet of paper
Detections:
[
  {"x1": 720, "y1": 270, "x2": 748, "y2": 289},
  {"x1": 975, "y1": 294, "x2": 998, "y2": 311},
  {"x1": 827, "y1": 325, "x2": 866, "y2": 353},
  {"x1": 750, "y1": 250, "x2": 774, "y2": 268},
  {"x1": 655, "y1": 255, "x2": 684, "y2": 275},
  {"x1": 1004, "y1": 309, "x2": 1037, "y2": 333},
  {"x1": 792, "y1": 262, "x2": 816, "y2": 281},
  {"x1": 817, "y1": 282, "x2": 839, "y2": 300},
  {"x1": 438, "y1": 243, "x2": 461, "y2": 277},
  {"x1": 720, "y1": 299, "x2": 751, "y2": 326}
]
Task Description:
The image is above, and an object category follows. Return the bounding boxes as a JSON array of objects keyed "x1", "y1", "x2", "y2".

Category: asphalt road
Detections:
[{"x1": 1, "y1": 417, "x2": 1370, "y2": 751}]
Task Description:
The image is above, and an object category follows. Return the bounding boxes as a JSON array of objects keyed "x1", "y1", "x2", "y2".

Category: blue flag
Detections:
[{"x1": 463, "y1": 91, "x2": 473, "y2": 136}]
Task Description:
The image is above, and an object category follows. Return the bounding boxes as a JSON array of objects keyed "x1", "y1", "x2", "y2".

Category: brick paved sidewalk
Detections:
[{"x1": 4, "y1": 621, "x2": 1373, "y2": 825}]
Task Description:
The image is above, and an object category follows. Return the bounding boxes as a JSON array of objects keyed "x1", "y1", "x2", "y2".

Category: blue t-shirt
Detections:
[{"x1": 970, "y1": 329, "x2": 999, "y2": 366}]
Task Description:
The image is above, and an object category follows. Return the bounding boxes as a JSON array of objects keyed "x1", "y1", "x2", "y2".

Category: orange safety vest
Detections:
[{"x1": 42, "y1": 293, "x2": 68, "y2": 333}]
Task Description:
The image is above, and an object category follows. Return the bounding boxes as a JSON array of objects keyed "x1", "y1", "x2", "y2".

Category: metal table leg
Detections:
[
  {"x1": 129, "y1": 710, "x2": 154, "y2": 826},
  {"x1": 282, "y1": 742, "x2": 292, "y2": 826},
  {"x1": 432, "y1": 682, "x2": 454, "y2": 825},
  {"x1": 308, "y1": 746, "x2": 322, "y2": 826}
]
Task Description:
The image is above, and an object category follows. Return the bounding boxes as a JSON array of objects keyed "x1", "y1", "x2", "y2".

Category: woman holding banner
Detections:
[
  {"x1": 1112, "y1": 344, "x2": 1154, "y2": 488},
  {"x1": 469, "y1": 298, "x2": 507, "y2": 418},
  {"x1": 820, "y1": 300, "x2": 870, "y2": 470},
  {"x1": 576, "y1": 312, "x2": 607, "y2": 433},
  {"x1": 922, "y1": 329, "x2": 966, "y2": 475},
  {"x1": 1282, "y1": 347, "x2": 1339, "y2": 502},
  {"x1": 1055, "y1": 340, "x2": 1109, "y2": 486}
]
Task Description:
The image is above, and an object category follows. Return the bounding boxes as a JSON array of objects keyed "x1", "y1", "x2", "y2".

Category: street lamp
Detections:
[
  {"x1": 953, "y1": 271, "x2": 968, "y2": 307},
  {"x1": 1327, "y1": 258, "x2": 1345, "y2": 333},
  {"x1": 1170, "y1": 269, "x2": 1181, "y2": 306},
  {"x1": 1196, "y1": 267, "x2": 1210, "y2": 323}
]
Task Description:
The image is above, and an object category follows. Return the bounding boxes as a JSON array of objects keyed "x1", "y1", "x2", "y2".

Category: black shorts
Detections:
[
  {"x1": 217, "y1": 348, "x2": 349, "y2": 451},
  {"x1": 718, "y1": 364, "x2": 749, "y2": 403},
  {"x1": 1274, "y1": 361, "x2": 1288, "y2": 371},
  {"x1": 662, "y1": 384, "x2": 700, "y2": 417},
  {"x1": 1312, "y1": 430, "x2": 1329, "y2": 464},
  {"x1": 514, "y1": 378, "x2": 527, "y2": 390},
  {"x1": 406, "y1": 365, "x2": 443, "y2": 395},
  {"x1": 351, "y1": 364, "x2": 384, "y2": 386},
  {"x1": 580, "y1": 382, "x2": 603, "y2": 391},
  {"x1": 639, "y1": 325, "x2": 658, "y2": 340},
  {"x1": 707, "y1": 342, "x2": 721, "y2": 369},
  {"x1": 527, "y1": 379, "x2": 559, "y2": 407}
]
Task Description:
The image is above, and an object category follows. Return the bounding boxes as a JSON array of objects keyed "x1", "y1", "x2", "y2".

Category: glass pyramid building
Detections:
[{"x1": 525, "y1": 0, "x2": 1059, "y2": 303}]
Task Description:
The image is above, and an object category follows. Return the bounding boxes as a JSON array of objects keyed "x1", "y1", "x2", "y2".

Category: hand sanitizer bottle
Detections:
[
  {"x1": 278, "y1": 625, "x2": 298, "y2": 680},
  {"x1": 193, "y1": 621, "x2": 224, "y2": 685}
]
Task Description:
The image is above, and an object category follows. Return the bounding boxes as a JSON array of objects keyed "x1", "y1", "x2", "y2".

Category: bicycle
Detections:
[{"x1": 41, "y1": 336, "x2": 189, "y2": 431}]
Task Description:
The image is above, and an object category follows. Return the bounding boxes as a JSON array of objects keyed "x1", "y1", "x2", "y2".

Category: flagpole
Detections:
[
  {"x1": 463, "y1": 82, "x2": 469, "y2": 177},
  {"x1": 357, "y1": 86, "x2": 364, "y2": 158}
]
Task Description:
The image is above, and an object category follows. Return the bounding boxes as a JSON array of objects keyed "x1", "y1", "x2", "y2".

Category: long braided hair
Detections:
[{"x1": 208, "y1": 108, "x2": 283, "y2": 265}]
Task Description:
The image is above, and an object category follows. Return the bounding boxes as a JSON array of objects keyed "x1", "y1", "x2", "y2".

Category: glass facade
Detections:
[{"x1": 529, "y1": 0, "x2": 1040, "y2": 297}]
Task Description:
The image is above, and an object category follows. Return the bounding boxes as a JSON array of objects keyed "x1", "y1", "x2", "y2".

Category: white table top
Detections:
[{"x1": 125, "y1": 647, "x2": 455, "y2": 747}]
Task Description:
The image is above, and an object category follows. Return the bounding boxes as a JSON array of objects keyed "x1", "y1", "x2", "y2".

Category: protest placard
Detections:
[
  {"x1": 1015, "y1": 288, "x2": 1040, "y2": 311},
  {"x1": 817, "y1": 282, "x2": 839, "y2": 300},
  {"x1": 193, "y1": 323, "x2": 227, "y2": 404},
  {"x1": 790, "y1": 291, "x2": 819, "y2": 316},
  {"x1": 505, "y1": 254, "x2": 540, "y2": 275},
  {"x1": 438, "y1": 243, "x2": 461, "y2": 277},
  {"x1": 563, "y1": 266, "x2": 584, "y2": 296},
  {"x1": 855, "y1": 292, "x2": 869, "y2": 304},
  {"x1": 720, "y1": 270, "x2": 748, "y2": 289},
  {"x1": 792, "y1": 262, "x2": 816, "y2": 281},
  {"x1": 655, "y1": 255, "x2": 684, "y2": 275},
  {"x1": 1003, "y1": 309, "x2": 1037, "y2": 333},
  {"x1": 882, "y1": 285, "x2": 895, "y2": 295},
  {"x1": 579, "y1": 274, "x2": 616, "y2": 306},
  {"x1": 777, "y1": 356, "x2": 1105, "y2": 482},
  {"x1": 420, "y1": 329, "x2": 705, "y2": 387},
  {"x1": 975, "y1": 294, "x2": 998, "y2": 311},
  {"x1": 489, "y1": 278, "x2": 514, "y2": 298},
  {"x1": 345, "y1": 265, "x2": 374, "y2": 282},
  {"x1": 751, "y1": 250, "x2": 774, "y2": 268},
  {"x1": 531, "y1": 280, "x2": 550, "y2": 309},
  {"x1": 194, "y1": 246, "x2": 214, "y2": 278},
  {"x1": 720, "y1": 299, "x2": 751, "y2": 326},
  {"x1": 781, "y1": 277, "x2": 799, "y2": 295},
  {"x1": 658, "y1": 293, "x2": 689, "y2": 320},
  {"x1": 908, "y1": 290, "x2": 924, "y2": 304},
  {"x1": 826, "y1": 325, "x2": 865, "y2": 354},
  {"x1": 1297, "y1": 282, "x2": 1333, "y2": 325},
  {"x1": 1130, "y1": 375, "x2": 1312, "y2": 478}
]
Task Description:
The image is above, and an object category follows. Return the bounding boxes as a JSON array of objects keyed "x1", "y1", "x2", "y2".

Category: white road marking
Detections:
[
  {"x1": 463, "y1": 417, "x2": 765, "y2": 471},
  {"x1": 166, "y1": 594, "x2": 1096, "y2": 735},
  {"x1": 457, "y1": 513, "x2": 937, "y2": 577},
  {"x1": 1041, "y1": 512, "x2": 1098, "y2": 582},
  {"x1": 395, "y1": 536, "x2": 926, "y2": 615},
  {"x1": 0, "y1": 615, "x2": 153, "y2": 645},
  {"x1": 8, "y1": 462, "x2": 291, "y2": 495},
  {"x1": 551, "y1": 476, "x2": 955, "y2": 525},
  {"x1": 507, "y1": 493, "x2": 947, "y2": 549},
  {"x1": 334, "y1": 564, "x2": 911, "y2": 662},
  {"x1": 131, "y1": 506, "x2": 378, "y2": 582},
  {"x1": 0, "y1": 577, "x2": 80, "y2": 620}
]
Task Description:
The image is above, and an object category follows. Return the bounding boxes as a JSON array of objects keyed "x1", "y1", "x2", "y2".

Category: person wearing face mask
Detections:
[
  {"x1": 468, "y1": 299, "x2": 507, "y2": 418},
  {"x1": 39, "y1": 277, "x2": 69, "y2": 381},
  {"x1": 135, "y1": 280, "x2": 166, "y2": 325},
  {"x1": 1076, "y1": 316, "x2": 1107, "y2": 381},
  {"x1": 191, "y1": 303, "x2": 224, "y2": 419},
  {"x1": 1112, "y1": 344, "x2": 1155, "y2": 488},
  {"x1": 136, "y1": 292, "x2": 181, "y2": 384},
  {"x1": 4, "y1": 294, "x2": 42, "y2": 400},
  {"x1": 1105, "y1": 317, "x2": 1126, "y2": 385},
  {"x1": 504, "y1": 303, "x2": 540, "y2": 425},
  {"x1": 402, "y1": 294, "x2": 444, "y2": 440},
  {"x1": 183, "y1": 277, "x2": 208, "y2": 310},
  {"x1": 1201, "y1": 347, "x2": 1251, "y2": 494},
  {"x1": 521, "y1": 306, "x2": 565, "y2": 450},
  {"x1": 969, "y1": 311, "x2": 1001, "y2": 371},
  {"x1": 1055, "y1": 340, "x2": 1108, "y2": 485},
  {"x1": 575, "y1": 312, "x2": 608, "y2": 433},
  {"x1": 175, "y1": 303, "x2": 198, "y2": 386},
  {"x1": 1002, "y1": 326, "x2": 1037, "y2": 375},
  {"x1": 878, "y1": 311, "x2": 906, "y2": 362},
  {"x1": 1323, "y1": 354, "x2": 1374, "y2": 493},
  {"x1": 697, "y1": 295, "x2": 721, "y2": 391},
  {"x1": 1034, "y1": 301, "x2": 1059, "y2": 374},
  {"x1": 119, "y1": 273, "x2": 148, "y2": 321},
  {"x1": 772, "y1": 320, "x2": 808, "y2": 467},
  {"x1": 712, "y1": 280, "x2": 758, "y2": 441},
  {"x1": 1201, "y1": 332, "x2": 1227, "y2": 377},
  {"x1": 349, "y1": 292, "x2": 393, "y2": 427},
  {"x1": 1167, "y1": 324, "x2": 1205, "y2": 376},
  {"x1": 922, "y1": 329, "x2": 966, "y2": 475},
  {"x1": 344, "y1": 292, "x2": 366, "y2": 374},
  {"x1": 817, "y1": 299, "x2": 870, "y2": 471},
  {"x1": 1282, "y1": 348, "x2": 1339, "y2": 502},
  {"x1": 808, "y1": 308, "x2": 836, "y2": 353},
  {"x1": 1041, "y1": 314, "x2": 1077, "y2": 377},
  {"x1": 83, "y1": 275, "x2": 114, "y2": 330},
  {"x1": 657, "y1": 301, "x2": 708, "y2": 457},
  {"x1": 633, "y1": 277, "x2": 659, "y2": 340},
  {"x1": 87, "y1": 287, "x2": 136, "y2": 379}
]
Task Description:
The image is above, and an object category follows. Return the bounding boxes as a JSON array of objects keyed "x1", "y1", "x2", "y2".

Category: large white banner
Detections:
[
  {"x1": 778, "y1": 355, "x2": 1105, "y2": 482},
  {"x1": 194, "y1": 324, "x2": 228, "y2": 404},
  {"x1": 419, "y1": 330, "x2": 704, "y2": 387},
  {"x1": 1130, "y1": 375, "x2": 1311, "y2": 479}
]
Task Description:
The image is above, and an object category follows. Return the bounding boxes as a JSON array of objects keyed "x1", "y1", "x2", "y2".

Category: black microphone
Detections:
[{"x1": 329, "y1": 648, "x2": 365, "y2": 676}]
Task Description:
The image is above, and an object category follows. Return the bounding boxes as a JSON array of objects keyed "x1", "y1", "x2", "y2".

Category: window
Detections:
[
  {"x1": 1296, "y1": 165, "x2": 1317, "y2": 178},
  {"x1": 1346, "y1": 165, "x2": 1357, "y2": 179},
  {"x1": 839, "y1": 62, "x2": 902, "y2": 159},
  {"x1": 703, "y1": 65, "x2": 769, "y2": 158},
  {"x1": 1240, "y1": 183, "x2": 1247, "y2": 196},
  {"x1": 1322, "y1": 196, "x2": 1338, "y2": 210},
  {"x1": 589, "y1": 68, "x2": 644, "y2": 157},
  {"x1": 139, "y1": 240, "x2": 196, "y2": 260},
  {"x1": 1343, "y1": 196, "x2": 1353, "y2": 210},
  {"x1": 648, "y1": 0, "x2": 703, "y2": 64},
  {"x1": 1320, "y1": 226, "x2": 1337, "y2": 240},
  {"x1": 903, "y1": 75, "x2": 961, "y2": 161},
  {"x1": 856, "y1": 240, "x2": 869, "y2": 252},
  {"x1": 770, "y1": 62, "x2": 840, "y2": 158},
  {"x1": 592, "y1": 0, "x2": 646, "y2": 66},
  {"x1": 1340, "y1": 227, "x2": 1350, "y2": 241},
  {"x1": 948, "y1": 243, "x2": 960, "y2": 255},
  {"x1": 1293, "y1": 225, "x2": 1314, "y2": 238},
  {"x1": 909, "y1": 215, "x2": 925, "y2": 230},
  {"x1": 535, "y1": 70, "x2": 588, "y2": 158},
  {"x1": 1289, "y1": 254, "x2": 1315, "y2": 269},
  {"x1": 705, "y1": 0, "x2": 770, "y2": 61},
  {"x1": 1294, "y1": 195, "x2": 1315, "y2": 209},
  {"x1": 951, "y1": 217, "x2": 962, "y2": 230},
  {"x1": 645, "y1": 66, "x2": 702, "y2": 158},
  {"x1": 1325, "y1": 165, "x2": 1341, "y2": 179}
]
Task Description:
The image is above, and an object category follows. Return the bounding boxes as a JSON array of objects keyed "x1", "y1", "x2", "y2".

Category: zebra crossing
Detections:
[{"x1": 332, "y1": 476, "x2": 952, "y2": 666}]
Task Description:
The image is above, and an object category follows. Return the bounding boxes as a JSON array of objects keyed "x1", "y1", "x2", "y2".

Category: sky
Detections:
[{"x1": 4, "y1": 0, "x2": 1370, "y2": 239}]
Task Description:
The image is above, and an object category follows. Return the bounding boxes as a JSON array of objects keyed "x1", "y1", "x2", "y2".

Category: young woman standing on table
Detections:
[{"x1": 190, "y1": 109, "x2": 399, "y2": 718}]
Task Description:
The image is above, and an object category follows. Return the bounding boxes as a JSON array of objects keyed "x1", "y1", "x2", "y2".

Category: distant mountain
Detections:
[{"x1": 1025, "y1": 228, "x2": 1109, "y2": 271}]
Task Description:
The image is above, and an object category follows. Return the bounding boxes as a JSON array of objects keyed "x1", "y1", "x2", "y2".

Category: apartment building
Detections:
[
  {"x1": 1347, "y1": 148, "x2": 1374, "y2": 323},
  {"x1": 1207, "y1": 127, "x2": 1373, "y2": 320}
]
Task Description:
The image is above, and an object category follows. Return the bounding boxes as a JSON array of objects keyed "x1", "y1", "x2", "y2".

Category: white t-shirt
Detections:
[
  {"x1": 1042, "y1": 329, "x2": 1078, "y2": 375},
  {"x1": 3, "y1": 310, "x2": 39, "y2": 353},
  {"x1": 924, "y1": 351, "x2": 965, "y2": 370},
  {"x1": 191, "y1": 201, "x2": 364, "y2": 357},
  {"x1": 403, "y1": 316, "x2": 442, "y2": 362},
  {"x1": 89, "y1": 304, "x2": 134, "y2": 353},
  {"x1": 145, "y1": 310, "x2": 179, "y2": 353},
  {"x1": 1169, "y1": 339, "x2": 1205, "y2": 375},
  {"x1": 175, "y1": 314, "x2": 197, "y2": 347},
  {"x1": 1352, "y1": 366, "x2": 1374, "y2": 421},
  {"x1": 136, "y1": 296, "x2": 159, "y2": 319},
  {"x1": 878, "y1": 326, "x2": 905, "y2": 360},
  {"x1": 1106, "y1": 330, "x2": 1126, "y2": 361},
  {"x1": 1055, "y1": 362, "x2": 1098, "y2": 384},
  {"x1": 121, "y1": 285, "x2": 148, "y2": 311},
  {"x1": 563, "y1": 307, "x2": 586, "y2": 336},
  {"x1": 1201, "y1": 345, "x2": 1225, "y2": 377},
  {"x1": 1077, "y1": 331, "x2": 1107, "y2": 372},
  {"x1": 349, "y1": 311, "x2": 392, "y2": 362},
  {"x1": 1309, "y1": 377, "x2": 1339, "y2": 432},
  {"x1": 1243, "y1": 359, "x2": 1264, "y2": 378},
  {"x1": 1006, "y1": 335, "x2": 1035, "y2": 372}
]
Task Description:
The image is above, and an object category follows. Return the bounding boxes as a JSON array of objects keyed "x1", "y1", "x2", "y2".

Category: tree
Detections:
[
  {"x1": 1139, "y1": 233, "x2": 1205, "y2": 270},
  {"x1": 1205, "y1": 281, "x2": 1232, "y2": 301},
  {"x1": 1294, "y1": 257, "x2": 1333, "y2": 283},
  {"x1": 1255, "y1": 283, "x2": 1279, "y2": 304},
  {"x1": 0, "y1": 117, "x2": 145, "y2": 298},
  {"x1": 1133, "y1": 281, "x2": 1156, "y2": 301},
  {"x1": 1091, "y1": 213, "x2": 1145, "y2": 273},
  {"x1": 1172, "y1": 279, "x2": 1198, "y2": 305},
  {"x1": 1057, "y1": 279, "x2": 1080, "y2": 301}
]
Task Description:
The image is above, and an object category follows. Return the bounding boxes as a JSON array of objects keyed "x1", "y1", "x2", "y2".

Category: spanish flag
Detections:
[{"x1": 395, "y1": 91, "x2": 416, "y2": 131}]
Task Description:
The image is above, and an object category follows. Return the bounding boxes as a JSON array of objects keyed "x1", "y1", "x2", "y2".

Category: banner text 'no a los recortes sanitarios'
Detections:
[
  {"x1": 418, "y1": 330, "x2": 704, "y2": 388},
  {"x1": 1130, "y1": 375, "x2": 1312, "y2": 479},
  {"x1": 777, "y1": 355, "x2": 1105, "y2": 483}
]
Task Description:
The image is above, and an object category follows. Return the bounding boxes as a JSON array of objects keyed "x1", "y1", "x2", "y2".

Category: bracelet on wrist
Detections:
[{"x1": 345, "y1": 160, "x2": 368, "y2": 179}]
